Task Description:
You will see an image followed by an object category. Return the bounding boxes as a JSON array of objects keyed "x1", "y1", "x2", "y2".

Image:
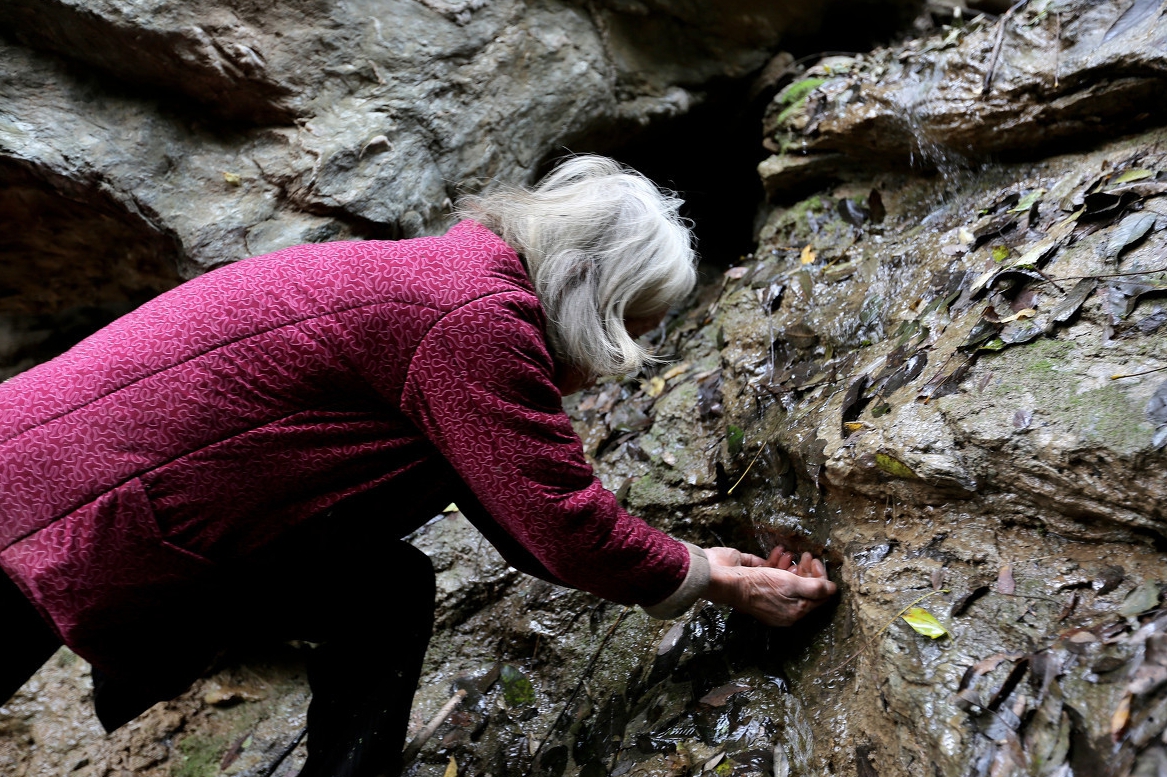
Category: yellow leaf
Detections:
[
  {"x1": 642, "y1": 376, "x2": 666, "y2": 398},
  {"x1": 998, "y1": 308, "x2": 1036, "y2": 323},
  {"x1": 843, "y1": 421, "x2": 865, "y2": 434},
  {"x1": 1114, "y1": 168, "x2": 1153, "y2": 185},
  {"x1": 222, "y1": 171, "x2": 242, "y2": 186},
  {"x1": 443, "y1": 503, "x2": 459, "y2": 513},
  {"x1": 1111, "y1": 692, "x2": 1131, "y2": 741},
  {"x1": 661, "y1": 362, "x2": 691, "y2": 381},
  {"x1": 444, "y1": 755, "x2": 458, "y2": 777},
  {"x1": 901, "y1": 607, "x2": 949, "y2": 639},
  {"x1": 800, "y1": 244, "x2": 816, "y2": 264}
]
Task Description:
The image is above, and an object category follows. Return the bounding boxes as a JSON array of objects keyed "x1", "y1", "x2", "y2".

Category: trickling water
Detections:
[{"x1": 896, "y1": 53, "x2": 973, "y2": 189}]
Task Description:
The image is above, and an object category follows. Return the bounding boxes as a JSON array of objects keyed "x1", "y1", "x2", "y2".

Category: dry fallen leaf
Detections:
[
  {"x1": 661, "y1": 362, "x2": 691, "y2": 381},
  {"x1": 699, "y1": 682, "x2": 751, "y2": 707},
  {"x1": 725, "y1": 266, "x2": 749, "y2": 279},
  {"x1": 997, "y1": 564, "x2": 1015, "y2": 595},
  {"x1": 1110, "y1": 692, "x2": 1131, "y2": 742},
  {"x1": 800, "y1": 244, "x2": 816, "y2": 264},
  {"x1": 222, "y1": 171, "x2": 242, "y2": 186},
  {"x1": 642, "y1": 376, "x2": 666, "y2": 398},
  {"x1": 998, "y1": 308, "x2": 1036, "y2": 323}
]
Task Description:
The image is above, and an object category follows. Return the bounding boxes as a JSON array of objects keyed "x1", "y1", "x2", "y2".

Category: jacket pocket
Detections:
[{"x1": 0, "y1": 477, "x2": 214, "y2": 654}]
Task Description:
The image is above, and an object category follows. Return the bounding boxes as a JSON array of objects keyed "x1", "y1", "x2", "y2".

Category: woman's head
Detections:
[{"x1": 458, "y1": 155, "x2": 697, "y2": 379}]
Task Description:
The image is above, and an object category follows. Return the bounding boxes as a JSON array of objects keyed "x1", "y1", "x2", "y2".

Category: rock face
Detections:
[
  {"x1": 759, "y1": 1, "x2": 1167, "y2": 195},
  {"x1": 0, "y1": 0, "x2": 919, "y2": 376},
  {"x1": 6, "y1": 2, "x2": 1167, "y2": 777}
]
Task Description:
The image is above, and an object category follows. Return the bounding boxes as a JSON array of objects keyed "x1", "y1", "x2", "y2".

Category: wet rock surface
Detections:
[
  {"x1": 759, "y1": 1, "x2": 1167, "y2": 194},
  {"x1": 0, "y1": 0, "x2": 915, "y2": 373},
  {"x1": 4, "y1": 1, "x2": 1167, "y2": 776}
]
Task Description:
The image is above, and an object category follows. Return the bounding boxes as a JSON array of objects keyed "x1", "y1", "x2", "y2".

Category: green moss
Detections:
[
  {"x1": 875, "y1": 453, "x2": 917, "y2": 479},
  {"x1": 627, "y1": 473, "x2": 690, "y2": 511},
  {"x1": 727, "y1": 424, "x2": 745, "y2": 457},
  {"x1": 500, "y1": 664, "x2": 536, "y2": 707},
  {"x1": 984, "y1": 339, "x2": 1153, "y2": 453},
  {"x1": 773, "y1": 77, "x2": 828, "y2": 127},
  {"x1": 173, "y1": 734, "x2": 227, "y2": 777}
]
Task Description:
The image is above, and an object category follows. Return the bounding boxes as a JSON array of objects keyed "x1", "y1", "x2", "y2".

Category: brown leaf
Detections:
[
  {"x1": 1110, "y1": 692, "x2": 1132, "y2": 742},
  {"x1": 1095, "y1": 565, "x2": 1125, "y2": 595},
  {"x1": 958, "y1": 652, "x2": 1025, "y2": 693},
  {"x1": 997, "y1": 564, "x2": 1016, "y2": 595},
  {"x1": 950, "y1": 583, "x2": 990, "y2": 617},
  {"x1": 699, "y1": 682, "x2": 751, "y2": 707},
  {"x1": 986, "y1": 657, "x2": 1029, "y2": 712}
]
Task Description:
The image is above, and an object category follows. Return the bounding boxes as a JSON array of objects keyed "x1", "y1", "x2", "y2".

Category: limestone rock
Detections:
[
  {"x1": 0, "y1": 0, "x2": 920, "y2": 373},
  {"x1": 760, "y1": 2, "x2": 1167, "y2": 196}
]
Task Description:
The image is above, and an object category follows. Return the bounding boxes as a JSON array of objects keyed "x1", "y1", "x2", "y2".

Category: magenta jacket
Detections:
[{"x1": 0, "y1": 220, "x2": 697, "y2": 674}]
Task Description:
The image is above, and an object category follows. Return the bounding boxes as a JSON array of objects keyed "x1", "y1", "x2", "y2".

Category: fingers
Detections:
[
  {"x1": 766, "y1": 546, "x2": 796, "y2": 571},
  {"x1": 785, "y1": 569, "x2": 837, "y2": 600},
  {"x1": 735, "y1": 567, "x2": 837, "y2": 627},
  {"x1": 737, "y1": 553, "x2": 768, "y2": 568},
  {"x1": 707, "y1": 546, "x2": 829, "y2": 579}
]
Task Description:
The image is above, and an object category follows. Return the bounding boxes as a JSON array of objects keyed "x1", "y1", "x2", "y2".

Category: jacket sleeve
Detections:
[{"x1": 398, "y1": 291, "x2": 699, "y2": 610}]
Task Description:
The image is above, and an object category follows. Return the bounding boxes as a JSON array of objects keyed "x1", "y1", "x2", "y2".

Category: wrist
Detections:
[
  {"x1": 704, "y1": 563, "x2": 743, "y2": 609},
  {"x1": 642, "y1": 542, "x2": 710, "y2": 620}
]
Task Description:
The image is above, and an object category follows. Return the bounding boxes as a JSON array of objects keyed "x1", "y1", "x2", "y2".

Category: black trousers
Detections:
[
  {"x1": 3, "y1": 529, "x2": 436, "y2": 777},
  {"x1": 0, "y1": 569, "x2": 62, "y2": 705}
]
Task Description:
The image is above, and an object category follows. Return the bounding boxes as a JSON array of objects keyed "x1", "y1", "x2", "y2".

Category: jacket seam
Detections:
[
  {"x1": 399, "y1": 288, "x2": 546, "y2": 418},
  {"x1": 1, "y1": 298, "x2": 444, "y2": 449},
  {"x1": 4, "y1": 406, "x2": 356, "y2": 548}
]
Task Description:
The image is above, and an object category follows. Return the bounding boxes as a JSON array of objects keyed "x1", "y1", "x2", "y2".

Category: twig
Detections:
[
  {"x1": 1053, "y1": 12, "x2": 1061, "y2": 90},
  {"x1": 402, "y1": 689, "x2": 468, "y2": 765},
  {"x1": 728, "y1": 444, "x2": 767, "y2": 496},
  {"x1": 1112, "y1": 364, "x2": 1167, "y2": 380},
  {"x1": 259, "y1": 726, "x2": 308, "y2": 777},
  {"x1": 826, "y1": 589, "x2": 951, "y2": 675},
  {"x1": 1030, "y1": 263, "x2": 1167, "y2": 286},
  {"x1": 531, "y1": 607, "x2": 631, "y2": 765},
  {"x1": 982, "y1": 0, "x2": 1029, "y2": 96}
]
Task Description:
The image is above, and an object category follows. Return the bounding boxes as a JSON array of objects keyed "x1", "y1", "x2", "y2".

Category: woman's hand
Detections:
[{"x1": 703, "y1": 546, "x2": 837, "y2": 627}]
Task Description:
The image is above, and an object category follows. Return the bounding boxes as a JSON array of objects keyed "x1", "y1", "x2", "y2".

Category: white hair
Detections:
[{"x1": 457, "y1": 155, "x2": 697, "y2": 377}]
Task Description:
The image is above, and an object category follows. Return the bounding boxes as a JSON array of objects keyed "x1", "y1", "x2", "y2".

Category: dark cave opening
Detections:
[{"x1": 0, "y1": 161, "x2": 183, "y2": 376}]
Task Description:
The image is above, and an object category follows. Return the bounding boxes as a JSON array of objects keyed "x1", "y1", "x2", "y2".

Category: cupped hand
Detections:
[{"x1": 703, "y1": 545, "x2": 837, "y2": 627}]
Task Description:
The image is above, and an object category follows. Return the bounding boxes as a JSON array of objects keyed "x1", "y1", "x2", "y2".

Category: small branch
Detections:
[
  {"x1": 982, "y1": 0, "x2": 1029, "y2": 96},
  {"x1": 728, "y1": 444, "x2": 767, "y2": 496},
  {"x1": 259, "y1": 727, "x2": 308, "y2": 777},
  {"x1": 401, "y1": 689, "x2": 469, "y2": 766},
  {"x1": 1112, "y1": 364, "x2": 1167, "y2": 380},
  {"x1": 1030, "y1": 263, "x2": 1167, "y2": 286},
  {"x1": 532, "y1": 607, "x2": 631, "y2": 765},
  {"x1": 1053, "y1": 12, "x2": 1061, "y2": 90}
]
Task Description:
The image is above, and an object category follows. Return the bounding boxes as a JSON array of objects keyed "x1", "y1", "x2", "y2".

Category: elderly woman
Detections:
[{"x1": 0, "y1": 156, "x2": 834, "y2": 776}]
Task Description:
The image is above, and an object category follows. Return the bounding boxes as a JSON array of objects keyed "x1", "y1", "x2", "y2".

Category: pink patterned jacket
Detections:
[{"x1": 0, "y1": 220, "x2": 697, "y2": 673}]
